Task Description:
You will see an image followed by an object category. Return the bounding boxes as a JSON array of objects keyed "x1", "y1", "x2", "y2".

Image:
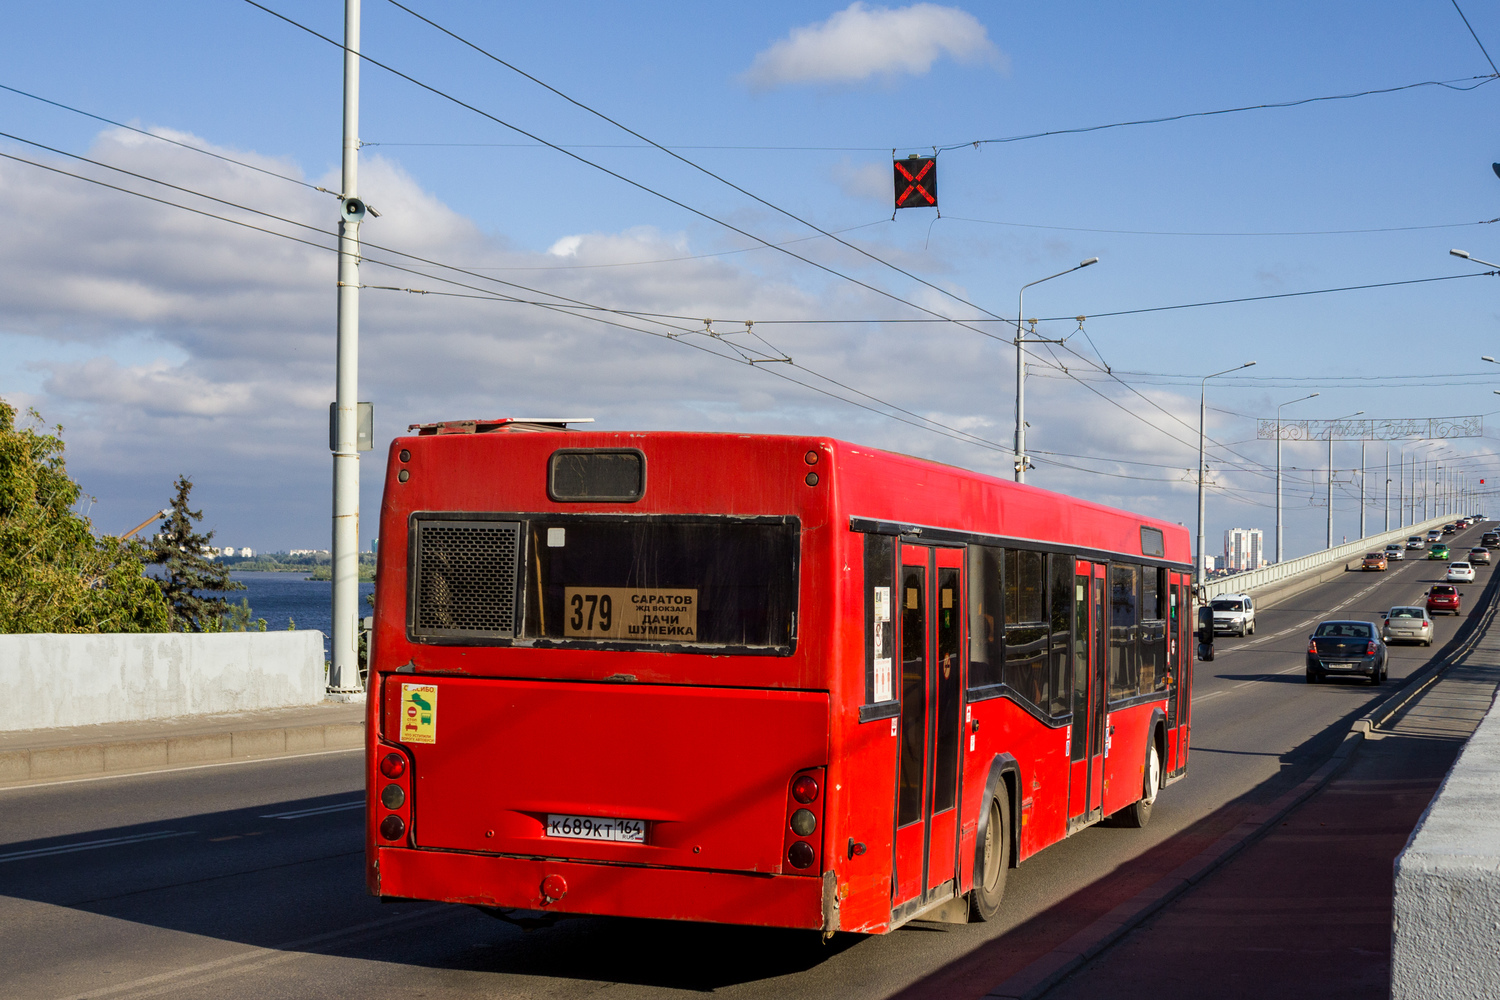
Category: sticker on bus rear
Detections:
[
  {"x1": 400, "y1": 683, "x2": 438, "y2": 744},
  {"x1": 563, "y1": 587, "x2": 697, "y2": 641}
]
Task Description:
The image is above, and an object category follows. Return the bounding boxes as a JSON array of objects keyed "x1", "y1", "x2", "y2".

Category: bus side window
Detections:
[
  {"x1": 1004, "y1": 549, "x2": 1048, "y2": 709},
  {"x1": 864, "y1": 533, "x2": 897, "y2": 706},
  {"x1": 1047, "y1": 553, "x2": 1072, "y2": 717},
  {"x1": 966, "y1": 544, "x2": 1003, "y2": 690},
  {"x1": 1108, "y1": 563, "x2": 1140, "y2": 701}
]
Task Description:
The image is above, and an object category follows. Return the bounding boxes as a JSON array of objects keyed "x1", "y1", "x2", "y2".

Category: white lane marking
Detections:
[
  {"x1": 0, "y1": 829, "x2": 194, "y2": 864},
  {"x1": 0, "y1": 747, "x2": 362, "y2": 794},
  {"x1": 260, "y1": 800, "x2": 364, "y2": 820},
  {"x1": 1194, "y1": 662, "x2": 1306, "y2": 704}
]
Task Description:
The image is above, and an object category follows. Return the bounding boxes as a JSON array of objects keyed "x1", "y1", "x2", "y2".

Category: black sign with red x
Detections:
[{"x1": 893, "y1": 156, "x2": 937, "y2": 210}]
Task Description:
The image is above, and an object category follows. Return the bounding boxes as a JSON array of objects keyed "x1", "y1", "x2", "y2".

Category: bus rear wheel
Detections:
[
  {"x1": 1116, "y1": 742, "x2": 1160, "y2": 829},
  {"x1": 968, "y1": 794, "x2": 1010, "y2": 922}
]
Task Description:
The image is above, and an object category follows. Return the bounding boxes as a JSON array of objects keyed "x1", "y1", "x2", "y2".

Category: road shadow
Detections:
[{"x1": 0, "y1": 785, "x2": 859, "y2": 992}]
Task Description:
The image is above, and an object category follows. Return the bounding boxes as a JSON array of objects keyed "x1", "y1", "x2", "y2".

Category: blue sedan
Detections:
[{"x1": 1306, "y1": 620, "x2": 1387, "y2": 685}]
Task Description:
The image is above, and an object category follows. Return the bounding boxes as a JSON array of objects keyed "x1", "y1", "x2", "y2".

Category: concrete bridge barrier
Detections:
[
  {"x1": 1200, "y1": 515, "x2": 1453, "y2": 607},
  {"x1": 0, "y1": 631, "x2": 327, "y2": 732},
  {"x1": 1391, "y1": 670, "x2": 1500, "y2": 998}
]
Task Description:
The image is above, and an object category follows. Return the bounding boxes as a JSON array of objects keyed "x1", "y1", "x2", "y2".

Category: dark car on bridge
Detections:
[{"x1": 1306, "y1": 620, "x2": 1387, "y2": 685}]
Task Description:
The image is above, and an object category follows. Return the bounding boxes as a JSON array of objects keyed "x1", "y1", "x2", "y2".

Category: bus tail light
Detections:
[
  {"x1": 782, "y1": 766, "x2": 825, "y2": 875},
  {"x1": 375, "y1": 743, "x2": 413, "y2": 845}
]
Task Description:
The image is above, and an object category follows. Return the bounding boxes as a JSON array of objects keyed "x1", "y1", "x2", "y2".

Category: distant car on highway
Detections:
[
  {"x1": 1428, "y1": 585, "x2": 1461, "y2": 615},
  {"x1": 1427, "y1": 529, "x2": 1443, "y2": 543},
  {"x1": 1211, "y1": 593, "x2": 1256, "y2": 636},
  {"x1": 1483, "y1": 531, "x2": 1499, "y2": 548},
  {"x1": 1407, "y1": 536, "x2": 1425, "y2": 550},
  {"x1": 1385, "y1": 543, "x2": 1405, "y2": 561},
  {"x1": 1447, "y1": 561, "x2": 1475, "y2": 583},
  {"x1": 1381, "y1": 606, "x2": 1433, "y2": 646},
  {"x1": 1306, "y1": 620, "x2": 1387, "y2": 685},
  {"x1": 1443, "y1": 523, "x2": 1458, "y2": 535},
  {"x1": 1470, "y1": 546, "x2": 1491, "y2": 565},
  {"x1": 1362, "y1": 552, "x2": 1388, "y2": 571},
  {"x1": 1429, "y1": 543, "x2": 1451, "y2": 560}
]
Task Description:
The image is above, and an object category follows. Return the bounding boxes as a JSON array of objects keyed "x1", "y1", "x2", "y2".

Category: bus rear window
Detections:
[{"x1": 523, "y1": 518, "x2": 798, "y2": 649}]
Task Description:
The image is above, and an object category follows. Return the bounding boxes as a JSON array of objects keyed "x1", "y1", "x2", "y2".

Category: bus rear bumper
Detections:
[{"x1": 376, "y1": 846, "x2": 825, "y2": 930}]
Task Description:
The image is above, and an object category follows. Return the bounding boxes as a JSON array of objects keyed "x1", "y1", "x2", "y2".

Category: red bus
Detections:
[{"x1": 366, "y1": 421, "x2": 1194, "y2": 934}]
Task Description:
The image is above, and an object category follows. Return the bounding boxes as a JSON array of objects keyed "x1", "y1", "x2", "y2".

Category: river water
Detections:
[{"x1": 228, "y1": 571, "x2": 376, "y2": 657}]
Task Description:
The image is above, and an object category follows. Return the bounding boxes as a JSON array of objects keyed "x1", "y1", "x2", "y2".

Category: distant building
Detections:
[
  {"x1": 1224, "y1": 528, "x2": 1265, "y2": 572},
  {"x1": 289, "y1": 549, "x2": 331, "y2": 557}
]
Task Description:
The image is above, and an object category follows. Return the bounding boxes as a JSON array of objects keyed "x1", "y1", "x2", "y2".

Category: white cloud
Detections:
[
  {"x1": 832, "y1": 159, "x2": 891, "y2": 202},
  {"x1": 0, "y1": 125, "x2": 1268, "y2": 554},
  {"x1": 743, "y1": 3, "x2": 1005, "y2": 91}
]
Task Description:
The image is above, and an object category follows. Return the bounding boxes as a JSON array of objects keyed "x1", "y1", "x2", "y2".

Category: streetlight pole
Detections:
[
  {"x1": 329, "y1": 0, "x2": 366, "y2": 699},
  {"x1": 1275, "y1": 392, "x2": 1318, "y2": 562},
  {"x1": 1384, "y1": 448, "x2": 1390, "y2": 532},
  {"x1": 1014, "y1": 257, "x2": 1098, "y2": 483},
  {"x1": 1198, "y1": 361, "x2": 1257, "y2": 585},
  {"x1": 1325, "y1": 410, "x2": 1363, "y2": 549},
  {"x1": 1359, "y1": 439, "x2": 1367, "y2": 539}
]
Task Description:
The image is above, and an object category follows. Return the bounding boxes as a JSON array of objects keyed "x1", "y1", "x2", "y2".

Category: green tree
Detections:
[
  {"x1": 0, "y1": 398, "x2": 170, "y2": 633},
  {"x1": 145, "y1": 475, "x2": 246, "y2": 631}
]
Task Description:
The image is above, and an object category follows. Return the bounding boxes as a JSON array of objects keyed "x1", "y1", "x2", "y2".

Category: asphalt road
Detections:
[{"x1": 1, "y1": 525, "x2": 1489, "y2": 1000}]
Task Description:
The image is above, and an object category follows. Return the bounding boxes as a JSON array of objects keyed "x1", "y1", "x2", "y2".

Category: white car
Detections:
[
  {"x1": 1384, "y1": 544, "x2": 1405, "y2": 561},
  {"x1": 1210, "y1": 593, "x2": 1256, "y2": 636},
  {"x1": 1446, "y1": 561, "x2": 1476, "y2": 583}
]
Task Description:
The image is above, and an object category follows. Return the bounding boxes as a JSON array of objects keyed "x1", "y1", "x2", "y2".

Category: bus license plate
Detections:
[{"x1": 545, "y1": 814, "x2": 646, "y2": 843}]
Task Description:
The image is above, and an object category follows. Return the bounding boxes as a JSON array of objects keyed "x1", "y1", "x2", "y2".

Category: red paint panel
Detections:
[
  {"x1": 1101, "y1": 701, "x2": 1161, "y2": 817},
  {"x1": 383, "y1": 676, "x2": 828, "y2": 875},
  {"x1": 379, "y1": 847, "x2": 823, "y2": 929}
]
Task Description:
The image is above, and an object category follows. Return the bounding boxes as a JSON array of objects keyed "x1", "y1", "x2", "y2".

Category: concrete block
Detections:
[
  {"x1": 0, "y1": 750, "x2": 30, "y2": 783},
  {"x1": 284, "y1": 726, "x2": 328, "y2": 753},
  {"x1": 167, "y1": 733, "x2": 232, "y2": 763},
  {"x1": 0, "y1": 632, "x2": 327, "y2": 731},
  {"x1": 1392, "y1": 687, "x2": 1500, "y2": 998},
  {"x1": 324, "y1": 723, "x2": 365, "y2": 749},
  {"x1": 30, "y1": 744, "x2": 104, "y2": 779},
  {"x1": 231, "y1": 728, "x2": 286, "y2": 758},
  {"x1": 102, "y1": 740, "x2": 169, "y2": 772}
]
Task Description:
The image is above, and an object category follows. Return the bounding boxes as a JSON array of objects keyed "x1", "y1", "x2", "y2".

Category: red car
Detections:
[{"x1": 1427, "y1": 585, "x2": 1461, "y2": 616}]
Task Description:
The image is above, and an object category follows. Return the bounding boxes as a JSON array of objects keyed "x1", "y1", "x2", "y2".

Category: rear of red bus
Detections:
[{"x1": 365, "y1": 423, "x2": 843, "y2": 930}]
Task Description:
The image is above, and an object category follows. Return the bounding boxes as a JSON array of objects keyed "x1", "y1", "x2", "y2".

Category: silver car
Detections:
[
  {"x1": 1470, "y1": 547, "x2": 1491, "y2": 565},
  {"x1": 1382, "y1": 606, "x2": 1434, "y2": 646},
  {"x1": 1385, "y1": 544, "x2": 1405, "y2": 561}
]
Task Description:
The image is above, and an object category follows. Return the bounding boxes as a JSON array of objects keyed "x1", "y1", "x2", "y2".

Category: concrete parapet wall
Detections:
[
  {"x1": 1391, "y1": 684, "x2": 1500, "y2": 999},
  {"x1": 1200, "y1": 515, "x2": 1452, "y2": 603},
  {"x1": 0, "y1": 632, "x2": 327, "y2": 732}
]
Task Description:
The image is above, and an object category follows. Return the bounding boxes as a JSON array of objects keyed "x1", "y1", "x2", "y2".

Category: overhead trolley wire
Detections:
[
  {"x1": 1450, "y1": 0, "x2": 1500, "y2": 76},
  {"x1": 240, "y1": 0, "x2": 1015, "y2": 348},
  {"x1": 0, "y1": 143, "x2": 1025, "y2": 463},
  {"x1": 0, "y1": 82, "x2": 339, "y2": 198},
  {"x1": 932, "y1": 75, "x2": 1500, "y2": 152}
]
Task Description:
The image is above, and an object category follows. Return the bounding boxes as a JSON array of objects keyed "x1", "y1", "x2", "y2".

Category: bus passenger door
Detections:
[
  {"x1": 1086, "y1": 564, "x2": 1108, "y2": 818},
  {"x1": 892, "y1": 544, "x2": 965, "y2": 910},
  {"x1": 1068, "y1": 562, "x2": 1108, "y2": 828},
  {"x1": 925, "y1": 549, "x2": 964, "y2": 893},
  {"x1": 892, "y1": 545, "x2": 931, "y2": 907}
]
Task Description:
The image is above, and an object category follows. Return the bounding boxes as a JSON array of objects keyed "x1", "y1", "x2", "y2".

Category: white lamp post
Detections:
[
  {"x1": 1275, "y1": 392, "x2": 1318, "y2": 562},
  {"x1": 1014, "y1": 257, "x2": 1098, "y2": 483},
  {"x1": 1197, "y1": 361, "x2": 1256, "y2": 585}
]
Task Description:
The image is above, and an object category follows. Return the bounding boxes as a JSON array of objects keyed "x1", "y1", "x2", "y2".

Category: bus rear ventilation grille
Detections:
[{"x1": 412, "y1": 520, "x2": 520, "y2": 637}]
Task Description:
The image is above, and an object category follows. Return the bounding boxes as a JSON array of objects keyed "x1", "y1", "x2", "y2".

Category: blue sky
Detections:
[{"x1": 1, "y1": 1, "x2": 1498, "y2": 558}]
